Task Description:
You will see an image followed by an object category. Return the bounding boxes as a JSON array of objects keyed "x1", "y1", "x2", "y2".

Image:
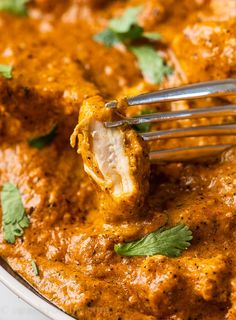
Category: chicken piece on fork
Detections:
[
  {"x1": 71, "y1": 96, "x2": 150, "y2": 222},
  {"x1": 71, "y1": 80, "x2": 236, "y2": 221}
]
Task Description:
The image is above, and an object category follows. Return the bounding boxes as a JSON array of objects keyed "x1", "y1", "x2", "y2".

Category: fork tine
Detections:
[
  {"x1": 105, "y1": 104, "x2": 236, "y2": 128},
  {"x1": 150, "y1": 144, "x2": 235, "y2": 162},
  {"x1": 141, "y1": 124, "x2": 236, "y2": 141},
  {"x1": 105, "y1": 79, "x2": 236, "y2": 109}
]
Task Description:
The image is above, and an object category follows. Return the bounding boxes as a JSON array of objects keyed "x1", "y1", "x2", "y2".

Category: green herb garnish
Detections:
[
  {"x1": 114, "y1": 224, "x2": 192, "y2": 257},
  {"x1": 94, "y1": 6, "x2": 160, "y2": 47},
  {"x1": 31, "y1": 260, "x2": 39, "y2": 276},
  {"x1": 108, "y1": 6, "x2": 143, "y2": 42},
  {"x1": 134, "y1": 109, "x2": 152, "y2": 133},
  {"x1": 28, "y1": 124, "x2": 57, "y2": 149},
  {"x1": 95, "y1": 6, "x2": 142, "y2": 46},
  {"x1": 94, "y1": 7, "x2": 171, "y2": 84},
  {"x1": 0, "y1": 64, "x2": 13, "y2": 79},
  {"x1": 109, "y1": 6, "x2": 142, "y2": 33},
  {"x1": 1, "y1": 183, "x2": 30, "y2": 244},
  {"x1": 94, "y1": 29, "x2": 120, "y2": 48},
  {"x1": 0, "y1": 0, "x2": 29, "y2": 16},
  {"x1": 131, "y1": 45, "x2": 172, "y2": 84}
]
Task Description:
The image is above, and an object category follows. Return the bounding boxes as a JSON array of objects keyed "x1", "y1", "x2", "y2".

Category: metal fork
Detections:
[{"x1": 104, "y1": 79, "x2": 236, "y2": 162}]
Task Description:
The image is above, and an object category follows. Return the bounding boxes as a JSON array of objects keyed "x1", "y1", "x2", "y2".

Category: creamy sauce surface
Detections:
[{"x1": 0, "y1": 1, "x2": 236, "y2": 319}]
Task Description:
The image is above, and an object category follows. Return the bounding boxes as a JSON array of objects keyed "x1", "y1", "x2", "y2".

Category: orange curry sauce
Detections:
[{"x1": 0, "y1": 1, "x2": 236, "y2": 319}]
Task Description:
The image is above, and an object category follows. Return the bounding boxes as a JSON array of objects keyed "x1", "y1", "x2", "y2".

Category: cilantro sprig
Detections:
[
  {"x1": 0, "y1": 64, "x2": 13, "y2": 79},
  {"x1": 114, "y1": 224, "x2": 192, "y2": 257},
  {"x1": 0, "y1": 0, "x2": 30, "y2": 16},
  {"x1": 95, "y1": 6, "x2": 143, "y2": 46},
  {"x1": 94, "y1": 6, "x2": 160, "y2": 47},
  {"x1": 131, "y1": 45, "x2": 172, "y2": 84},
  {"x1": 31, "y1": 260, "x2": 39, "y2": 276},
  {"x1": 28, "y1": 124, "x2": 57, "y2": 149},
  {"x1": 1, "y1": 183, "x2": 30, "y2": 244},
  {"x1": 109, "y1": 6, "x2": 142, "y2": 33},
  {"x1": 94, "y1": 29, "x2": 120, "y2": 48},
  {"x1": 94, "y1": 6, "x2": 171, "y2": 84}
]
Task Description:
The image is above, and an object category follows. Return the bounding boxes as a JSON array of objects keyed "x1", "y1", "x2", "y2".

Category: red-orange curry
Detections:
[{"x1": 0, "y1": 0, "x2": 236, "y2": 319}]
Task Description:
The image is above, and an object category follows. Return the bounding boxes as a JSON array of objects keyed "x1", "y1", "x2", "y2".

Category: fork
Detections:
[{"x1": 104, "y1": 79, "x2": 236, "y2": 162}]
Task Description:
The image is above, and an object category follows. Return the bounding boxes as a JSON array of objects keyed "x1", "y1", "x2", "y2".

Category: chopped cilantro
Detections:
[
  {"x1": 131, "y1": 45, "x2": 173, "y2": 84},
  {"x1": 93, "y1": 6, "x2": 172, "y2": 84},
  {"x1": 28, "y1": 125, "x2": 57, "y2": 149},
  {"x1": 0, "y1": 64, "x2": 13, "y2": 79},
  {"x1": 118, "y1": 24, "x2": 143, "y2": 42},
  {"x1": 94, "y1": 6, "x2": 143, "y2": 46},
  {"x1": 94, "y1": 29, "x2": 120, "y2": 48},
  {"x1": 109, "y1": 6, "x2": 142, "y2": 34},
  {"x1": 0, "y1": 0, "x2": 30, "y2": 16},
  {"x1": 114, "y1": 224, "x2": 192, "y2": 257},
  {"x1": 1, "y1": 183, "x2": 30, "y2": 244},
  {"x1": 31, "y1": 260, "x2": 39, "y2": 276}
]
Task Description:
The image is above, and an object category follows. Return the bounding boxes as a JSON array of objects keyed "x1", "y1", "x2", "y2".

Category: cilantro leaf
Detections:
[
  {"x1": 118, "y1": 24, "x2": 143, "y2": 42},
  {"x1": 0, "y1": 64, "x2": 13, "y2": 79},
  {"x1": 1, "y1": 183, "x2": 30, "y2": 244},
  {"x1": 131, "y1": 45, "x2": 172, "y2": 84},
  {"x1": 114, "y1": 224, "x2": 192, "y2": 257},
  {"x1": 134, "y1": 109, "x2": 152, "y2": 133},
  {"x1": 109, "y1": 6, "x2": 142, "y2": 33},
  {"x1": 94, "y1": 6, "x2": 143, "y2": 47},
  {"x1": 93, "y1": 29, "x2": 120, "y2": 48},
  {"x1": 28, "y1": 124, "x2": 57, "y2": 149},
  {"x1": 31, "y1": 260, "x2": 39, "y2": 276},
  {"x1": 0, "y1": 0, "x2": 29, "y2": 16},
  {"x1": 94, "y1": 6, "x2": 163, "y2": 47},
  {"x1": 93, "y1": 7, "x2": 172, "y2": 84}
]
